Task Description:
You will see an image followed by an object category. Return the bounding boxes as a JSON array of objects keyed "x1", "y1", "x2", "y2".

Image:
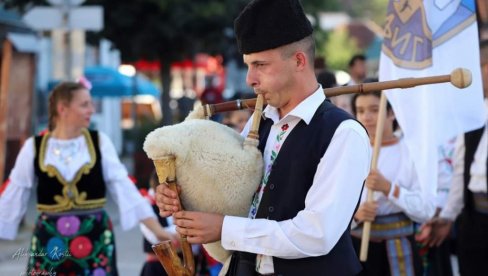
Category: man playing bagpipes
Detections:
[{"x1": 155, "y1": 0, "x2": 372, "y2": 275}]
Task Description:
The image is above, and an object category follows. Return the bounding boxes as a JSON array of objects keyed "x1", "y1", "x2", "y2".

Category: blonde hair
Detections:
[{"x1": 47, "y1": 81, "x2": 86, "y2": 131}]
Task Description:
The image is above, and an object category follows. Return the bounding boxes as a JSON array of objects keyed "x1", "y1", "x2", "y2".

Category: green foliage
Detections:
[
  {"x1": 81, "y1": 0, "x2": 250, "y2": 62},
  {"x1": 314, "y1": 28, "x2": 329, "y2": 59},
  {"x1": 344, "y1": 0, "x2": 389, "y2": 25},
  {"x1": 321, "y1": 27, "x2": 359, "y2": 71}
]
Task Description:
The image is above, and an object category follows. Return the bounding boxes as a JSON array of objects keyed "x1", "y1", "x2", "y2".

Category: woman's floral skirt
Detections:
[{"x1": 26, "y1": 209, "x2": 118, "y2": 276}]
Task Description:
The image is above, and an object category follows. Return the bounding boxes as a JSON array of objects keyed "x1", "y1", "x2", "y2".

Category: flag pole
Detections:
[{"x1": 359, "y1": 92, "x2": 388, "y2": 261}]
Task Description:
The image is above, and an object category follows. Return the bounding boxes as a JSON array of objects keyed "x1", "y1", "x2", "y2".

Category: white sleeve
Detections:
[
  {"x1": 385, "y1": 143, "x2": 436, "y2": 223},
  {"x1": 221, "y1": 120, "x2": 371, "y2": 258},
  {"x1": 0, "y1": 138, "x2": 35, "y2": 240},
  {"x1": 139, "y1": 223, "x2": 159, "y2": 244},
  {"x1": 440, "y1": 135, "x2": 465, "y2": 220},
  {"x1": 139, "y1": 218, "x2": 177, "y2": 244},
  {"x1": 387, "y1": 167, "x2": 435, "y2": 223},
  {"x1": 99, "y1": 132, "x2": 155, "y2": 230}
]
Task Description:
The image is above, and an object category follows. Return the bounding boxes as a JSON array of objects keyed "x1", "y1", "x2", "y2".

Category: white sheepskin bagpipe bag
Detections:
[{"x1": 143, "y1": 104, "x2": 264, "y2": 273}]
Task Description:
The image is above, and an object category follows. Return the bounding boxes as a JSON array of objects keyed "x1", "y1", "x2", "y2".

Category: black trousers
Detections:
[
  {"x1": 139, "y1": 260, "x2": 167, "y2": 276},
  {"x1": 423, "y1": 238, "x2": 453, "y2": 276},
  {"x1": 352, "y1": 235, "x2": 423, "y2": 276},
  {"x1": 226, "y1": 251, "x2": 257, "y2": 276},
  {"x1": 457, "y1": 210, "x2": 488, "y2": 276}
]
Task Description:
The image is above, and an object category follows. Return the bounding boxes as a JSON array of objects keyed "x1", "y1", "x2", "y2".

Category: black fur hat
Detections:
[{"x1": 234, "y1": 0, "x2": 313, "y2": 54}]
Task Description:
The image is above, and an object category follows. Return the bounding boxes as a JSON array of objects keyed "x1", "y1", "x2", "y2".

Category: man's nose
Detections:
[{"x1": 246, "y1": 69, "x2": 258, "y2": 88}]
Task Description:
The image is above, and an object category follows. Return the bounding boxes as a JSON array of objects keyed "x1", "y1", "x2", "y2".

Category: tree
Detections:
[
  {"x1": 321, "y1": 27, "x2": 359, "y2": 71},
  {"x1": 341, "y1": 0, "x2": 389, "y2": 25},
  {"x1": 314, "y1": 0, "x2": 389, "y2": 71}
]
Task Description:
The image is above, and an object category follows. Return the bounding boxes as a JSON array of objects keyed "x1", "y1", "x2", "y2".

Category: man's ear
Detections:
[{"x1": 295, "y1": 52, "x2": 307, "y2": 71}]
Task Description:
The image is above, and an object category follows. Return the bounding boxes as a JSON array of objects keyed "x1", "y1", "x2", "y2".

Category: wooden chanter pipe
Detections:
[
  {"x1": 200, "y1": 68, "x2": 471, "y2": 118},
  {"x1": 151, "y1": 156, "x2": 195, "y2": 276}
]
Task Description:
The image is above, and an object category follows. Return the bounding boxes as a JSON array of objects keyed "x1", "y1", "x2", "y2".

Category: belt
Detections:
[
  {"x1": 472, "y1": 192, "x2": 488, "y2": 215},
  {"x1": 42, "y1": 207, "x2": 104, "y2": 216},
  {"x1": 351, "y1": 212, "x2": 416, "y2": 276},
  {"x1": 351, "y1": 212, "x2": 414, "y2": 241}
]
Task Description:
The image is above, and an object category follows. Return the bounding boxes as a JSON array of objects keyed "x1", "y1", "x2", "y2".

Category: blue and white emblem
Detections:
[{"x1": 382, "y1": 0, "x2": 476, "y2": 69}]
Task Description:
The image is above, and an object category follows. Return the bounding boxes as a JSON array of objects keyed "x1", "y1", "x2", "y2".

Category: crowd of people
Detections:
[{"x1": 1, "y1": 0, "x2": 486, "y2": 275}]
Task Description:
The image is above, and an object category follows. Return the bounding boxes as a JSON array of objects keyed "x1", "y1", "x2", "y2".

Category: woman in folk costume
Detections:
[
  {"x1": 0, "y1": 81, "x2": 177, "y2": 275},
  {"x1": 350, "y1": 90, "x2": 435, "y2": 276}
]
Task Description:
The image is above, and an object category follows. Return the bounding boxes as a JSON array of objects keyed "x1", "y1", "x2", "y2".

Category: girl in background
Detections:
[{"x1": 350, "y1": 90, "x2": 434, "y2": 276}]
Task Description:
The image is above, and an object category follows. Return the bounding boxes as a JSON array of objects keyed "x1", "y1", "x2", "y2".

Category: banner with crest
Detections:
[{"x1": 379, "y1": 0, "x2": 486, "y2": 202}]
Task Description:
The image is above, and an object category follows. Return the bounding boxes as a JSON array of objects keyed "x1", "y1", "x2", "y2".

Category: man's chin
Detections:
[{"x1": 266, "y1": 101, "x2": 278, "y2": 108}]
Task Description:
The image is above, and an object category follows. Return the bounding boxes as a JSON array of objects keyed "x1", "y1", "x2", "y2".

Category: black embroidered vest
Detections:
[
  {"x1": 34, "y1": 129, "x2": 106, "y2": 212},
  {"x1": 255, "y1": 100, "x2": 363, "y2": 276}
]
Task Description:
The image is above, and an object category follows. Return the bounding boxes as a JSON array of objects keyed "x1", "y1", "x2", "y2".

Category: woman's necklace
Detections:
[{"x1": 51, "y1": 140, "x2": 81, "y2": 165}]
